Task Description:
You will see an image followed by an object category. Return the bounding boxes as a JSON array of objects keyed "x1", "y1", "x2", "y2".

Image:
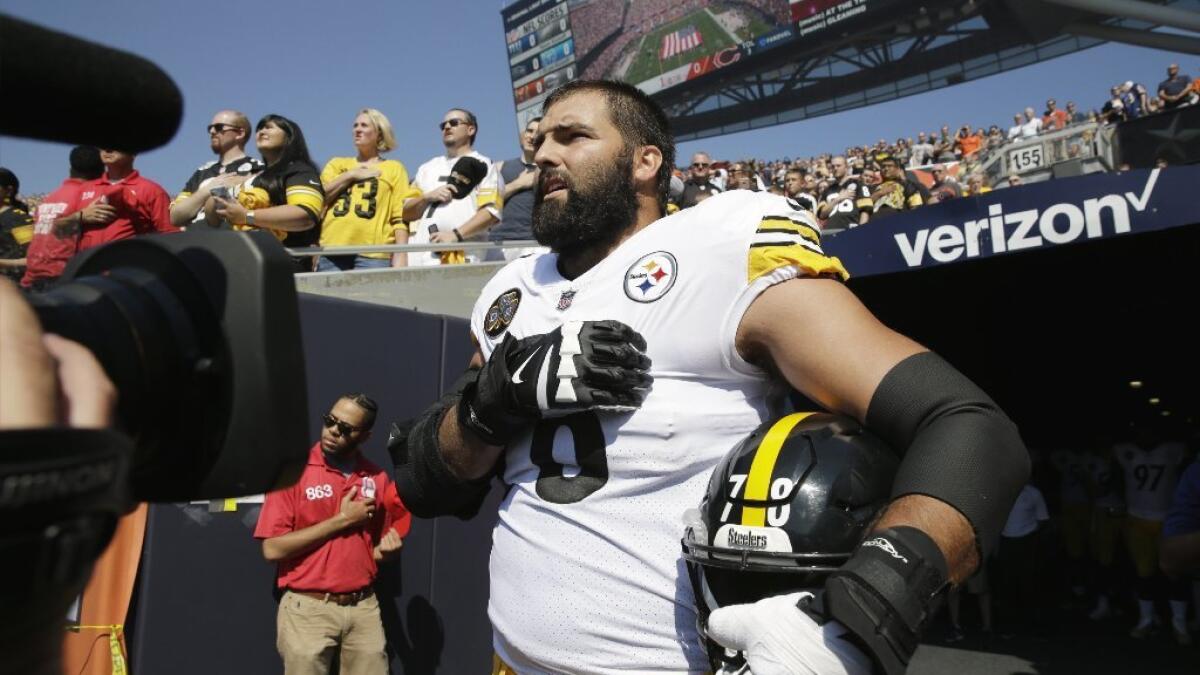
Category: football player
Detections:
[
  {"x1": 1115, "y1": 429, "x2": 1190, "y2": 642},
  {"x1": 392, "y1": 80, "x2": 1027, "y2": 674}
]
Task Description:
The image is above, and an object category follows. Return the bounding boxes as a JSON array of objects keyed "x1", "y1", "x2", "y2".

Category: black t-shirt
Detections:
[
  {"x1": 1159, "y1": 74, "x2": 1192, "y2": 98},
  {"x1": 786, "y1": 191, "x2": 818, "y2": 216},
  {"x1": 680, "y1": 179, "x2": 721, "y2": 208},
  {"x1": 819, "y1": 177, "x2": 872, "y2": 230}
]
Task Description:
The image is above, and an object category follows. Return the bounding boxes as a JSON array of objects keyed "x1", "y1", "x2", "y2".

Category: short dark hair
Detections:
[
  {"x1": 450, "y1": 108, "x2": 478, "y2": 144},
  {"x1": 543, "y1": 79, "x2": 675, "y2": 215},
  {"x1": 69, "y1": 146, "x2": 104, "y2": 179},
  {"x1": 340, "y1": 393, "x2": 378, "y2": 430},
  {"x1": 0, "y1": 168, "x2": 17, "y2": 192}
]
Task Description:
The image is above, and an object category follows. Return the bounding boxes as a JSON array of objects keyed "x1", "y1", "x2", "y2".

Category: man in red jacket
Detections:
[
  {"x1": 21, "y1": 146, "x2": 107, "y2": 290},
  {"x1": 77, "y1": 149, "x2": 177, "y2": 251},
  {"x1": 255, "y1": 393, "x2": 410, "y2": 675}
]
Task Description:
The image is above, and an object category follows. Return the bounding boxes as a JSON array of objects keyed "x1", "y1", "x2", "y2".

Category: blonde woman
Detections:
[{"x1": 317, "y1": 109, "x2": 418, "y2": 270}]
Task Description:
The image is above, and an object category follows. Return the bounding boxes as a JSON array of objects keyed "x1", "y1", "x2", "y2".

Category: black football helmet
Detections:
[{"x1": 682, "y1": 412, "x2": 900, "y2": 670}]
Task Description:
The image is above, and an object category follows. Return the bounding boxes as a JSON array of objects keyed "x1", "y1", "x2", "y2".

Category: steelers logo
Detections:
[
  {"x1": 484, "y1": 288, "x2": 522, "y2": 337},
  {"x1": 624, "y1": 251, "x2": 678, "y2": 303}
]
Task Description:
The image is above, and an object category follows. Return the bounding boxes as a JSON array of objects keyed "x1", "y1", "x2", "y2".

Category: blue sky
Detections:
[{"x1": 0, "y1": 0, "x2": 1192, "y2": 194}]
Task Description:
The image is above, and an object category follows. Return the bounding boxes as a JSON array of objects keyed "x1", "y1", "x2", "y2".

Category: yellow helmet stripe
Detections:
[{"x1": 741, "y1": 412, "x2": 815, "y2": 526}]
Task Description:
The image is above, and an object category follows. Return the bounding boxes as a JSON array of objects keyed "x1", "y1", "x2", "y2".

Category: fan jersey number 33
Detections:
[{"x1": 469, "y1": 190, "x2": 848, "y2": 674}]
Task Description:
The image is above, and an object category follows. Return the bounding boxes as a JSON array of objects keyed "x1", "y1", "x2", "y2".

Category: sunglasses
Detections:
[
  {"x1": 440, "y1": 119, "x2": 469, "y2": 131},
  {"x1": 207, "y1": 123, "x2": 240, "y2": 135},
  {"x1": 322, "y1": 413, "x2": 363, "y2": 435},
  {"x1": 691, "y1": 162, "x2": 710, "y2": 168}
]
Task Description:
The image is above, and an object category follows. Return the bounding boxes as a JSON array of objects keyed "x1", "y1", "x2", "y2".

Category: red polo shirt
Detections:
[
  {"x1": 254, "y1": 443, "x2": 412, "y2": 593},
  {"x1": 78, "y1": 170, "x2": 177, "y2": 251},
  {"x1": 22, "y1": 177, "x2": 92, "y2": 286}
]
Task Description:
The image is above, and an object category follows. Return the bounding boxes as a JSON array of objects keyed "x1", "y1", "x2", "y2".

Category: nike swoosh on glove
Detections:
[
  {"x1": 459, "y1": 320, "x2": 652, "y2": 446},
  {"x1": 708, "y1": 593, "x2": 873, "y2": 675}
]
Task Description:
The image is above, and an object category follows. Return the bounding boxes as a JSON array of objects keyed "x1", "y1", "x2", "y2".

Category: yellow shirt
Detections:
[{"x1": 319, "y1": 158, "x2": 419, "y2": 259}]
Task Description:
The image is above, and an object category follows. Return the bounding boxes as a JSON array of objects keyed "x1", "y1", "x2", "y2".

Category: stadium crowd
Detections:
[{"x1": 2, "y1": 61, "x2": 1197, "y2": 286}]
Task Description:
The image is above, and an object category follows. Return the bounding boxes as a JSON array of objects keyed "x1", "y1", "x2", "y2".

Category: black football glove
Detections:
[{"x1": 458, "y1": 320, "x2": 652, "y2": 446}]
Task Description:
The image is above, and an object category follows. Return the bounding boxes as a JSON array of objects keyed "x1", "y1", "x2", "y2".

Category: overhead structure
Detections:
[{"x1": 499, "y1": 0, "x2": 1200, "y2": 141}]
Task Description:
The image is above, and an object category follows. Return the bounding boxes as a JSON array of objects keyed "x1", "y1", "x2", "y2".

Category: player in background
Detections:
[
  {"x1": 1050, "y1": 447, "x2": 1094, "y2": 604},
  {"x1": 1115, "y1": 428, "x2": 1191, "y2": 642},
  {"x1": 1085, "y1": 439, "x2": 1125, "y2": 621}
]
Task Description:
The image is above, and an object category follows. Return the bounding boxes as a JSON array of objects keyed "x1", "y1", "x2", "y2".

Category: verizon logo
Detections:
[{"x1": 894, "y1": 170, "x2": 1159, "y2": 267}]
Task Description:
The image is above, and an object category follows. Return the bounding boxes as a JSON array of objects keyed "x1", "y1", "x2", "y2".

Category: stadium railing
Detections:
[{"x1": 976, "y1": 122, "x2": 1116, "y2": 185}]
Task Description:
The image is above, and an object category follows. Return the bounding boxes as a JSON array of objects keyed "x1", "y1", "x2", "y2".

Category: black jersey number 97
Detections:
[
  {"x1": 331, "y1": 177, "x2": 379, "y2": 219},
  {"x1": 531, "y1": 412, "x2": 608, "y2": 504}
]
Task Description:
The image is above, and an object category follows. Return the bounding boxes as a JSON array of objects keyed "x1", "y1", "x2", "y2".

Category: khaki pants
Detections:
[{"x1": 277, "y1": 590, "x2": 388, "y2": 675}]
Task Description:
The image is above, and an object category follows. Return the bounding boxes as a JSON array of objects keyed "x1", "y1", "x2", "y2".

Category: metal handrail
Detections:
[{"x1": 285, "y1": 239, "x2": 541, "y2": 257}]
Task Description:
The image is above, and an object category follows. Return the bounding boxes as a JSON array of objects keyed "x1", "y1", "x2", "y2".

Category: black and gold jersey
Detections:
[
  {"x1": 0, "y1": 205, "x2": 33, "y2": 281},
  {"x1": 235, "y1": 160, "x2": 324, "y2": 247},
  {"x1": 819, "y1": 178, "x2": 872, "y2": 230},
  {"x1": 871, "y1": 177, "x2": 926, "y2": 218},
  {"x1": 173, "y1": 156, "x2": 266, "y2": 223}
]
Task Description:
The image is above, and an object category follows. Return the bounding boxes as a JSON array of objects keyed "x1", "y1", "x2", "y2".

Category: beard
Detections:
[{"x1": 532, "y1": 151, "x2": 639, "y2": 257}]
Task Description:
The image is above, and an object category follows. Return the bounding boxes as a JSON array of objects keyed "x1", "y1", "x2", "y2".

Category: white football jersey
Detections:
[
  {"x1": 469, "y1": 190, "x2": 848, "y2": 674},
  {"x1": 407, "y1": 150, "x2": 499, "y2": 266},
  {"x1": 1115, "y1": 442, "x2": 1187, "y2": 521}
]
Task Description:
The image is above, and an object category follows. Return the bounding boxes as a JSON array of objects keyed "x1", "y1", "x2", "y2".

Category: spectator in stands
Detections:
[
  {"x1": 1020, "y1": 107, "x2": 1043, "y2": 138},
  {"x1": 985, "y1": 125, "x2": 1004, "y2": 151},
  {"x1": 404, "y1": 108, "x2": 500, "y2": 266},
  {"x1": 1066, "y1": 101, "x2": 1086, "y2": 125},
  {"x1": 817, "y1": 155, "x2": 871, "y2": 230},
  {"x1": 955, "y1": 125, "x2": 983, "y2": 159},
  {"x1": 208, "y1": 114, "x2": 325, "y2": 272},
  {"x1": 965, "y1": 173, "x2": 991, "y2": 196},
  {"x1": 909, "y1": 131, "x2": 934, "y2": 167},
  {"x1": 1121, "y1": 81, "x2": 1151, "y2": 119},
  {"x1": 680, "y1": 151, "x2": 721, "y2": 208},
  {"x1": 317, "y1": 109, "x2": 416, "y2": 271},
  {"x1": 170, "y1": 110, "x2": 264, "y2": 227},
  {"x1": 1007, "y1": 174, "x2": 1023, "y2": 188},
  {"x1": 928, "y1": 164, "x2": 960, "y2": 203},
  {"x1": 21, "y1": 147, "x2": 106, "y2": 291},
  {"x1": 1158, "y1": 63, "x2": 1197, "y2": 110},
  {"x1": 78, "y1": 150, "x2": 176, "y2": 252},
  {"x1": 1043, "y1": 99, "x2": 1069, "y2": 131},
  {"x1": 783, "y1": 168, "x2": 817, "y2": 215},
  {"x1": 1007, "y1": 113, "x2": 1024, "y2": 140},
  {"x1": 995, "y1": 481, "x2": 1050, "y2": 636},
  {"x1": 0, "y1": 168, "x2": 32, "y2": 282},
  {"x1": 933, "y1": 126, "x2": 956, "y2": 161},
  {"x1": 871, "y1": 154, "x2": 926, "y2": 218},
  {"x1": 490, "y1": 116, "x2": 543, "y2": 262},
  {"x1": 254, "y1": 393, "x2": 410, "y2": 675}
]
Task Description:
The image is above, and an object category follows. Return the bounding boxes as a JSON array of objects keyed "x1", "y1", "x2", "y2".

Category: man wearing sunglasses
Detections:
[
  {"x1": 169, "y1": 110, "x2": 265, "y2": 227},
  {"x1": 404, "y1": 108, "x2": 500, "y2": 265},
  {"x1": 680, "y1": 152, "x2": 721, "y2": 208},
  {"x1": 255, "y1": 394, "x2": 411, "y2": 675}
]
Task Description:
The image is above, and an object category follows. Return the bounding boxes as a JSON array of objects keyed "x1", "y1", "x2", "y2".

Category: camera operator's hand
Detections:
[
  {"x1": 458, "y1": 320, "x2": 652, "y2": 446},
  {"x1": 0, "y1": 279, "x2": 115, "y2": 429},
  {"x1": 79, "y1": 201, "x2": 117, "y2": 226},
  {"x1": 337, "y1": 486, "x2": 376, "y2": 528}
]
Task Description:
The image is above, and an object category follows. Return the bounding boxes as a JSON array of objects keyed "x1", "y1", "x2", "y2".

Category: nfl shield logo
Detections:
[{"x1": 557, "y1": 290, "x2": 576, "y2": 311}]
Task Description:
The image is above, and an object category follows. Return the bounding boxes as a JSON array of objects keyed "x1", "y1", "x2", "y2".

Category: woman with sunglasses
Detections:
[
  {"x1": 316, "y1": 109, "x2": 419, "y2": 271},
  {"x1": 209, "y1": 114, "x2": 324, "y2": 272}
]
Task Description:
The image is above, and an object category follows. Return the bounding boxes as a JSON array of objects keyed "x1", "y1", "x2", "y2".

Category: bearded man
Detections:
[{"x1": 391, "y1": 80, "x2": 1027, "y2": 675}]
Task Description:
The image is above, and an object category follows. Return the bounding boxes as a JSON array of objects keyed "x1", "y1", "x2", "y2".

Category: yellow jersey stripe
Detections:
[
  {"x1": 741, "y1": 412, "x2": 815, "y2": 526},
  {"x1": 10, "y1": 224, "x2": 33, "y2": 245},
  {"x1": 759, "y1": 217, "x2": 820, "y2": 244},
  {"x1": 748, "y1": 243, "x2": 850, "y2": 283}
]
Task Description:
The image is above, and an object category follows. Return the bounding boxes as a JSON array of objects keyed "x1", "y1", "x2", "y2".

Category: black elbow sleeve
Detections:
[
  {"x1": 866, "y1": 351, "x2": 1029, "y2": 556},
  {"x1": 388, "y1": 369, "x2": 495, "y2": 520}
]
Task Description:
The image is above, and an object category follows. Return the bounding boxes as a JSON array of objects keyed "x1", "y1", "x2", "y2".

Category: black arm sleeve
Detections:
[
  {"x1": 388, "y1": 367, "x2": 498, "y2": 520},
  {"x1": 866, "y1": 351, "x2": 1029, "y2": 556}
]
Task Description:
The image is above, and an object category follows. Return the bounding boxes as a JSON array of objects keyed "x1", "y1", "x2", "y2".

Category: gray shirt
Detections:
[{"x1": 490, "y1": 157, "x2": 536, "y2": 242}]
